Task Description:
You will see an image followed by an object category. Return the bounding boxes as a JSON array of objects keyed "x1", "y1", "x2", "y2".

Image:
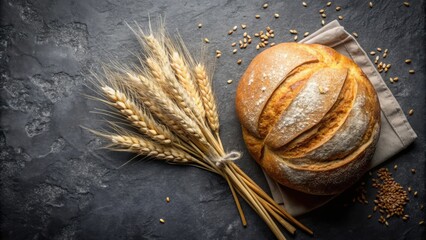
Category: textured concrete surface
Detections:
[{"x1": 0, "y1": 0, "x2": 424, "y2": 239}]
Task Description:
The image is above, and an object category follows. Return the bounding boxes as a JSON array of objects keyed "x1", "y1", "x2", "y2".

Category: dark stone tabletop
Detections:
[{"x1": 1, "y1": 0, "x2": 424, "y2": 239}]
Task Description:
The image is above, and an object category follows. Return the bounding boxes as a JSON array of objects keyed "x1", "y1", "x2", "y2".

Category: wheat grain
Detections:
[{"x1": 194, "y1": 64, "x2": 219, "y2": 134}]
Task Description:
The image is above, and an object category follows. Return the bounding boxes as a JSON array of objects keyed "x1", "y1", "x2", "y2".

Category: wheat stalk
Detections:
[
  {"x1": 194, "y1": 64, "x2": 220, "y2": 134},
  {"x1": 86, "y1": 22, "x2": 313, "y2": 240}
]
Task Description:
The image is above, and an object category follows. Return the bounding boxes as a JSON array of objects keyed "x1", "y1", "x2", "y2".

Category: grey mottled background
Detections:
[{"x1": 1, "y1": 0, "x2": 425, "y2": 239}]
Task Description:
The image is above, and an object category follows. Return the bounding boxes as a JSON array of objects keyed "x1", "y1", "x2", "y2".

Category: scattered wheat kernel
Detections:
[
  {"x1": 336, "y1": 6, "x2": 341, "y2": 11},
  {"x1": 198, "y1": 23, "x2": 202, "y2": 28},
  {"x1": 319, "y1": 9, "x2": 325, "y2": 14},
  {"x1": 227, "y1": 79, "x2": 233, "y2": 84},
  {"x1": 369, "y1": 2, "x2": 373, "y2": 8},
  {"x1": 228, "y1": 30, "x2": 233, "y2": 35},
  {"x1": 408, "y1": 109, "x2": 414, "y2": 116},
  {"x1": 405, "y1": 59, "x2": 412, "y2": 63},
  {"x1": 403, "y1": 2, "x2": 410, "y2": 7},
  {"x1": 160, "y1": 218, "x2": 165, "y2": 223},
  {"x1": 393, "y1": 77, "x2": 399, "y2": 81},
  {"x1": 368, "y1": 215, "x2": 372, "y2": 219},
  {"x1": 369, "y1": 51, "x2": 376, "y2": 55},
  {"x1": 274, "y1": 13, "x2": 280, "y2": 18},
  {"x1": 256, "y1": 44, "x2": 260, "y2": 50},
  {"x1": 394, "y1": 164, "x2": 398, "y2": 170},
  {"x1": 243, "y1": 32, "x2": 248, "y2": 37},
  {"x1": 233, "y1": 49, "x2": 237, "y2": 54},
  {"x1": 321, "y1": 13, "x2": 327, "y2": 18},
  {"x1": 377, "y1": 48, "x2": 382, "y2": 52},
  {"x1": 322, "y1": 20, "x2": 325, "y2": 25},
  {"x1": 414, "y1": 191, "x2": 418, "y2": 197},
  {"x1": 233, "y1": 26, "x2": 238, "y2": 31},
  {"x1": 237, "y1": 59, "x2": 242, "y2": 65},
  {"x1": 263, "y1": 3, "x2": 268, "y2": 9},
  {"x1": 385, "y1": 221, "x2": 389, "y2": 226},
  {"x1": 383, "y1": 53, "x2": 387, "y2": 58},
  {"x1": 390, "y1": 78, "x2": 394, "y2": 83},
  {"x1": 231, "y1": 42, "x2": 236, "y2": 47},
  {"x1": 353, "y1": 32, "x2": 359, "y2": 38},
  {"x1": 327, "y1": 2, "x2": 332, "y2": 7},
  {"x1": 408, "y1": 186, "x2": 412, "y2": 192},
  {"x1": 409, "y1": 70, "x2": 415, "y2": 74},
  {"x1": 294, "y1": 35, "x2": 298, "y2": 41},
  {"x1": 241, "y1": 24, "x2": 247, "y2": 30},
  {"x1": 166, "y1": 197, "x2": 170, "y2": 202},
  {"x1": 303, "y1": 2, "x2": 307, "y2": 7},
  {"x1": 411, "y1": 168, "x2": 416, "y2": 173},
  {"x1": 419, "y1": 221, "x2": 425, "y2": 225},
  {"x1": 270, "y1": 42, "x2": 276, "y2": 47},
  {"x1": 318, "y1": 86, "x2": 326, "y2": 94},
  {"x1": 204, "y1": 38, "x2": 210, "y2": 43},
  {"x1": 420, "y1": 204, "x2": 424, "y2": 210},
  {"x1": 255, "y1": 14, "x2": 260, "y2": 19},
  {"x1": 338, "y1": 15, "x2": 344, "y2": 20},
  {"x1": 304, "y1": 32, "x2": 310, "y2": 37}
]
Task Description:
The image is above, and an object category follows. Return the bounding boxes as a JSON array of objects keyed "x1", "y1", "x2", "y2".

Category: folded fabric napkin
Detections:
[{"x1": 264, "y1": 20, "x2": 417, "y2": 216}]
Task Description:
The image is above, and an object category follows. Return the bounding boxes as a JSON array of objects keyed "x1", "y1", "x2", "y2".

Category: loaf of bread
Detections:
[{"x1": 236, "y1": 43, "x2": 381, "y2": 195}]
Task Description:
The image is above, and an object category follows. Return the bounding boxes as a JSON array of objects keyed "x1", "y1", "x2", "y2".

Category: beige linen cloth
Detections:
[{"x1": 264, "y1": 20, "x2": 417, "y2": 216}]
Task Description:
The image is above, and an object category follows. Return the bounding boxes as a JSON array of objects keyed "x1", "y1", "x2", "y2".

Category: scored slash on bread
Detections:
[{"x1": 236, "y1": 43, "x2": 381, "y2": 195}]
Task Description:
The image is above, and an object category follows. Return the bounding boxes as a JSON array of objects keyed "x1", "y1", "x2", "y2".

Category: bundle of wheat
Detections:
[{"x1": 86, "y1": 22, "x2": 312, "y2": 240}]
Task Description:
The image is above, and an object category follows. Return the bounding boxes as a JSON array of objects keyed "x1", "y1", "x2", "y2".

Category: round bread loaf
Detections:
[{"x1": 236, "y1": 43, "x2": 381, "y2": 195}]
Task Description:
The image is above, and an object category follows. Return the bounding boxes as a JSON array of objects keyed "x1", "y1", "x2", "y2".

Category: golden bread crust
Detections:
[{"x1": 236, "y1": 43, "x2": 381, "y2": 195}]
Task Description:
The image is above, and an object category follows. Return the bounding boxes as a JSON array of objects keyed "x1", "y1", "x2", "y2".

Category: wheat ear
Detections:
[
  {"x1": 194, "y1": 64, "x2": 220, "y2": 134},
  {"x1": 147, "y1": 55, "x2": 201, "y2": 124},
  {"x1": 144, "y1": 34, "x2": 168, "y2": 64},
  {"x1": 127, "y1": 74, "x2": 209, "y2": 149},
  {"x1": 109, "y1": 134, "x2": 193, "y2": 163},
  {"x1": 170, "y1": 51, "x2": 206, "y2": 121},
  {"x1": 101, "y1": 85, "x2": 175, "y2": 145}
]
